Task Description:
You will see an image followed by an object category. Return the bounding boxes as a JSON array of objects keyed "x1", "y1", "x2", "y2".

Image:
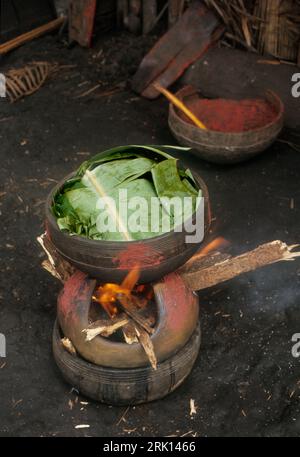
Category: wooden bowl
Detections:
[{"x1": 168, "y1": 86, "x2": 284, "y2": 164}]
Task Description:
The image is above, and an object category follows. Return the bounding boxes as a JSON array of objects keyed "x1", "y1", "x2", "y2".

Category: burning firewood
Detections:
[
  {"x1": 83, "y1": 315, "x2": 157, "y2": 370},
  {"x1": 117, "y1": 293, "x2": 155, "y2": 335},
  {"x1": 40, "y1": 233, "x2": 300, "y2": 293},
  {"x1": 38, "y1": 232, "x2": 300, "y2": 371},
  {"x1": 134, "y1": 325, "x2": 157, "y2": 371},
  {"x1": 180, "y1": 240, "x2": 300, "y2": 291},
  {"x1": 82, "y1": 315, "x2": 129, "y2": 341},
  {"x1": 122, "y1": 322, "x2": 139, "y2": 345}
]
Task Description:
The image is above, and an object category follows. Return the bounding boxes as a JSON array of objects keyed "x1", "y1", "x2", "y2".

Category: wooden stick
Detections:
[
  {"x1": 82, "y1": 315, "x2": 129, "y2": 341},
  {"x1": 117, "y1": 293, "x2": 155, "y2": 334},
  {"x1": 61, "y1": 337, "x2": 76, "y2": 355},
  {"x1": 0, "y1": 17, "x2": 66, "y2": 55},
  {"x1": 37, "y1": 233, "x2": 76, "y2": 283},
  {"x1": 122, "y1": 320, "x2": 157, "y2": 370},
  {"x1": 135, "y1": 324, "x2": 157, "y2": 370},
  {"x1": 85, "y1": 170, "x2": 131, "y2": 241},
  {"x1": 122, "y1": 322, "x2": 139, "y2": 344},
  {"x1": 152, "y1": 82, "x2": 207, "y2": 130},
  {"x1": 180, "y1": 241, "x2": 300, "y2": 292},
  {"x1": 76, "y1": 84, "x2": 101, "y2": 99}
]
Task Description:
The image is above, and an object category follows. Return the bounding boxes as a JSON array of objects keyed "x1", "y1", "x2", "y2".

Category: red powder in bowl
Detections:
[{"x1": 180, "y1": 98, "x2": 278, "y2": 133}]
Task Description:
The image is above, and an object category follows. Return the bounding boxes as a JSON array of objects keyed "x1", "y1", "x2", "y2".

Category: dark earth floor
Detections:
[{"x1": 0, "y1": 31, "x2": 300, "y2": 437}]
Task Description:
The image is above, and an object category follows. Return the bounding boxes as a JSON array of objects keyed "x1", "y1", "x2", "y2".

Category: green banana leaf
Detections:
[
  {"x1": 52, "y1": 146, "x2": 200, "y2": 241},
  {"x1": 64, "y1": 187, "x2": 99, "y2": 223},
  {"x1": 151, "y1": 159, "x2": 197, "y2": 200},
  {"x1": 151, "y1": 159, "x2": 200, "y2": 227},
  {"x1": 82, "y1": 157, "x2": 155, "y2": 193},
  {"x1": 56, "y1": 187, "x2": 99, "y2": 237},
  {"x1": 76, "y1": 145, "x2": 185, "y2": 176}
]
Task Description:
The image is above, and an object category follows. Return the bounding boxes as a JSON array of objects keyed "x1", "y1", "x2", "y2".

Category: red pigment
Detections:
[
  {"x1": 181, "y1": 98, "x2": 278, "y2": 133},
  {"x1": 113, "y1": 244, "x2": 164, "y2": 269}
]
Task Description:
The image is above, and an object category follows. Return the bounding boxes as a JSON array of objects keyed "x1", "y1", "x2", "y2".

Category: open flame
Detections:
[
  {"x1": 93, "y1": 238, "x2": 229, "y2": 317},
  {"x1": 196, "y1": 237, "x2": 230, "y2": 258},
  {"x1": 92, "y1": 266, "x2": 147, "y2": 318},
  {"x1": 183, "y1": 237, "x2": 230, "y2": 269}
]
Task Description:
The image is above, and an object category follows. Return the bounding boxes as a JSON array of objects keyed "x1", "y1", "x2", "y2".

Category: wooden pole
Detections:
[
  {"x1": 143, "y1": 0, "x2": 157, "y2": 34},
  {"x1": 0, "y1": 17, "x2": 66, "y2": 55}
]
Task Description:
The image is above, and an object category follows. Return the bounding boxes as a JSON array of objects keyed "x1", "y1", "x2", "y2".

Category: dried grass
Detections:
[{"x1": 204, "y1": 0, "x2": 300, "y2": 62}]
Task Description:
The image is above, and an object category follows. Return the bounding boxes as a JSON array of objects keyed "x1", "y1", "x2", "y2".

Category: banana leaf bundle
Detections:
[{"x1": 52, "y1": 145, "x2": 201, "y2": 241}]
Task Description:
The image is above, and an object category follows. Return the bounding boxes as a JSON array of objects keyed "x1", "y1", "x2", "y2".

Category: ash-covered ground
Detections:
[{"x1": 0, "y1": 31, "x2": 299, "y2": 437}]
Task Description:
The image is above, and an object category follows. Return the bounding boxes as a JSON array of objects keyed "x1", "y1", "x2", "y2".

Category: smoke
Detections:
[{"x1": 233, "y1": 262, "x2": 300, "y2": 314}]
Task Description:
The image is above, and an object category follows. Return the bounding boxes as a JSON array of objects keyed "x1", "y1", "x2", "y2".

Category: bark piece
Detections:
[
  {"x1": 135, "y1": 325, "x2": 157, "y2": 370},
  {"x1": 122, "y1": 320, "x2": 157, "y2": 370},
  {"x1": 37, "y1": 233, "x2": 76, "y2": 283},
  {"x1": 61, "y1": 337, "x2": 76, "y2": 355},
  {"x1": 82, "y1": 315, "x2": 129, "y2": 341},
  {"x1": 122, "y1": 321, "x2": 139, "y2": 344},
  {"x1": 117, "y1": 293, "x2": 155, "y2": 334},
  {"x1": 180, "y1": 241, "x2": 300, "y2": 291}
]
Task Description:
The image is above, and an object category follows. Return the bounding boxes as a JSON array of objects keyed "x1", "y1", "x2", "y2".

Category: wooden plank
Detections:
[{"x1": 143, "y1": 0, "x2": 157, "y2": 34}]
